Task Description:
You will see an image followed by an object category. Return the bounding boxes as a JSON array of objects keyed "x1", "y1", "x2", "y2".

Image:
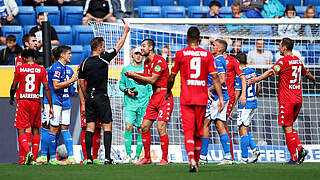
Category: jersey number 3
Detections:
[
  {"x1": 25, "y1": 74, "x2": 36, "y2": 92},
  {"x1": 290, "y1": 66, "x2": 302, "y2": 84},
  {"x1": 190, "y1": 57, "x2": 201, "y2": 78}
]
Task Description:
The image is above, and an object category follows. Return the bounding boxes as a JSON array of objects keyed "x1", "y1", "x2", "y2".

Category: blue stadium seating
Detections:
[
  {"x1": 188, "y1": 6, "x2": 210, "y2": 18},
  {"x1": 70, "y1": 45, "x2": 84, "y2": 65},
  {"x1": 250, "y1": 25, "x2": 274, "y2": 36},
  {"x1": 16, "y1": 0, "x2": 22, "y2": 6},
  {"x1": 295, "y1": 6, "x2": 306, "y2": 17},
  {"x1": 219, "y1": 6, "x2": 232, "y2": 17},
  {"x1": 16, "y1": 6, "x2": 36, "y2": 25},
  {"x1": 72, "y1": 25, "x2": 94, "y2": 45},
  {"x1": 203, "y1": 0, "x2": 225, "y2": 7},
  {"x1": 294, "y1": 44, "x2": 307, "y2": 52},
  {"x1": 163, "y1": 6, "x2": 186, "y2": 18},
  {"x1": 24, "y1": 25, "x2": 34, "y2": 35},
  {"x1": 131, "y1": 29, "x2": 148, "y2": 46},
  {"x1": 265, "y1": 44, "x2": 279, "y2": 53},
  {"x1": 153, "y1": 0, "x2": 175, "y2": 6},
  {"x1": 135, "y1": 0, "x2": 151, "y2": 7},
  {"x1": 279, "y1": 0, "x2": 301, "y2": 6},
  {"x1": 241, "y1": 44, "x2": 256, "y2": 53},
  {"x1": 36, "y1": 6, "x2": 60, "y2": 25},
  {"x1": 138, "y1": 6, "x2": 162, "y2": 18},
  {"x1": 1, "y1": 26, "x2": 23, "y2": 45},
  {"x1": 148, "y1": 31, "x2": 172, "y2": 47},
  {"x1": 61, "y1": 6, "x2": 83, "y2": 25},
  {"x1": 83, "y1": 45, "x2": 91, "y2": 58},
  {"x1": 304, "y1": 0, "x2": 320, "y2": 6},
  {"x1": 178, "y1": 0, "x2": 200, "y2": 6},
  {"x1": 52, "y1": 26, "x2": 72, "y2": 45},
  {"x1": 0, "y1": 46, "x2": 6, "y2": 50}
]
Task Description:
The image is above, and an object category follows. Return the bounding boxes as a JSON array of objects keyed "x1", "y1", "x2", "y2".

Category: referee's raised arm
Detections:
[{"x1": 114, "y1": 23, "x2": 130, "y2": 53}]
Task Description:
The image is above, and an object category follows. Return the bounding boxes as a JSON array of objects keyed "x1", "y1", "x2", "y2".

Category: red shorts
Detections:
[
  {"x1": 226, "y1": 96, "x2": 235, "y2": 118},
  {"x1": 80, "y1": 105, "x2": 101, "y2": 128},
  {"x1": 181, "y1": 105, "x2": 206, "y2": 138},
  {"x1": 278, "y1": 103, "x2": 302, "y2": 126},
  {"x1": 14, "y1": 100, "x2": 41, "y2": 129},
  {"x1": 144, "y1": 90, "x2": 174, "y2": 122}
]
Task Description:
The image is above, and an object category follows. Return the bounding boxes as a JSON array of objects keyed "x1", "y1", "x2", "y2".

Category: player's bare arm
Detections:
[
  {"x1": 79, "y1": 79, "x2": 87, "y2": 97},
  {"x1": 43, "y1": 83, "x2": 54, "y2": 119},
  {"x1": 210, "y1": 72, "x2": 224, "y2": 112},
  {"x1": 249, "y1": 69, "x2": 274, "y2": 85},
  {"x1": 77, "y1": 81, "x2": 85, "y2": 116},
  {"x1": 304, "y1": 70, "x2": 316, "y2": 87},
  {"x1": 239, "y1": 74, "x2": 247, "y2": 106},
  {"x1": 166, "y1": 72, "x2": 177, "y2": 100},
  {"x1": 125, "y1": 71, "x2": 160, "y2": 85},
  {"x1": 9, "y1": 81, "x2": 18, "y2": 106},
  {"x1": 52, "y1": 73, "x2": 78, "y2": 90},
  {"x1": 114, "y1": 23, "x2": 130, "y2": 53},
  {"x1": 256, "y1": 83, "x2": 262, "y2": 96}
]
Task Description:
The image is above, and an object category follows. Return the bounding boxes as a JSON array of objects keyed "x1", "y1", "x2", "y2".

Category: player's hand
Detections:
[
  {"x1": 49, "y1": 106, "x2": 54, "y2": 119},
  {"x1": 124, "y1": 71, "x2": 135, "y2": 78},
  {"x1": 248, "y1": 76, "x2": 258, "y2": 85},
  {"x1": 81, "y1": 104, "x2": 85, "y2": 116},
  {"x1": 239, "y1": 94, "x2": 246, "y2": 106},
  {"x1": 208, "y1": 90, "x2": 214, "y2": 102},
  {"x1": 124, "y1": 88, "x2": 138, "y2": 98},
  {"x1": 9, "y1": 99, "x2": 15, "y2": 106},
  {"x1": 70, "y1": 73, "x2": 78, "y2": 83},
  {"x1": 123, "y1": 20, "x2": 130, "y2": 33},
  {"x1": 218, "y1": 98, "x2": 224, "y2": 113}
]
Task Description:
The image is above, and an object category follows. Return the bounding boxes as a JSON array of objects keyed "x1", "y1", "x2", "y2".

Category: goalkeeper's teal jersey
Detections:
[{"x1": 120, "y1": 63, "x2": 153, "y2": 108}]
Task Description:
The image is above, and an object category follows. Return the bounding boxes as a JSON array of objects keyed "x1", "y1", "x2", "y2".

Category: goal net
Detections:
[{"x1": 89, "y1": 18, "x2": 320, "y2": 163}]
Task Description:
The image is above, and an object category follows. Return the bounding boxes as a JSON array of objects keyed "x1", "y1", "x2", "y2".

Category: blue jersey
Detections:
[
  {"x1": 62, "y1": 66, "x2": 74, "y2": 109},
  {"x1": 207, "y1": 55, "x2": 229, "y2": 101},
  {"x1": 235, "y1": 67, "x2": 259, "y2": 109}
]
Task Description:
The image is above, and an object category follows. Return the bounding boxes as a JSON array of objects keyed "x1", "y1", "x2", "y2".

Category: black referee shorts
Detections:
[{"x1": 85, "y1": 93, "x2": 113, "y2": 124}]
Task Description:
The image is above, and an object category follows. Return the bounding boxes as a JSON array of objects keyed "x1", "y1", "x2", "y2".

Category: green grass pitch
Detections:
[{"x1": 0, "y1": 163, "x2": 319, "y2": 180}]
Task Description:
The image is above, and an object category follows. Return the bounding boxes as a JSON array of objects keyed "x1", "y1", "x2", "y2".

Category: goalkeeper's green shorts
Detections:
[{"x1": 124, "y1": 106, "x2": 147, "y2": 127}]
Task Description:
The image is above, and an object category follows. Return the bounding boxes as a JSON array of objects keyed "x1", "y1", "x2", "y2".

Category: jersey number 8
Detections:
[{"x1": 25, "y1": 74, "x2": 35, "y2": 92}]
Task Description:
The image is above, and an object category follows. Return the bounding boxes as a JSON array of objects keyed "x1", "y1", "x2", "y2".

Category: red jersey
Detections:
[
  {"x1": 271, "y1": 55, "x2": 307, "y2": 103},
  {"x1": 226, "y1": 55, "x2": 245, "y2": 99},
  {"x1": 144, "y1": 54, "x2": 169, "y2": 88},
  {"x1": 15, "y1": 53, "x2": 24, "y2": 68},
  {"x1": 14, "y1": 63, "x2": 48, "y2": 103},
  {"x1": 172, "y1": 46, "x2": 217, "y2": 106}
]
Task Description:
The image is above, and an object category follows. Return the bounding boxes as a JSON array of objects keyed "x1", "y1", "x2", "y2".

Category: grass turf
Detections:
[{"x1": 0, "y1": 163, "x2": 319, "y2": 180}]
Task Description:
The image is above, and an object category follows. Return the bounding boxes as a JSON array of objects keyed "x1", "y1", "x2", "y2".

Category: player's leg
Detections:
[
  {"x1": 200, "y1": 99, "x2": 213, "y2": 163},
  {"x1": 60, "y1": 109, "x2": 75, "y2": 164},
  {"x1": 92, "y1": 127, "x2": 102, "y2": 162},
  {"x1": 80, "y1": 127, "x2": 87, "y2": 161},
  {"x1": 194, "y1": 106, "x2": 206, "y2": 170},
  {"x1": 133, "y1": 106, "x2": 145, "y2": 162},
  {"x1": 226, "y1": 98, "x2": 235, "y2": 161},
  {"x1": 123, "y1": 107, "x2": 136, "y2": 162},
  {"x1": 134, "y1": 119, "x2": 153, "y2": 165},
  {"x1": 38, "y1": 104, "x2": 50, "y2": 163},
  {"x1": 31, "y1": 127, "x2": 41, "y2": 164},
  {"x1": 239, "y1": 125, "x2": 249, "y2": 164},
  {"x1": 84, "y1": 96, "x2": 97, "y2": 164}
]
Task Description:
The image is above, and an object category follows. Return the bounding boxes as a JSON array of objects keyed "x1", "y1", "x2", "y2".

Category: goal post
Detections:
[{"x1": 89, "y1": 18, "x2": 320, "y2": 163}]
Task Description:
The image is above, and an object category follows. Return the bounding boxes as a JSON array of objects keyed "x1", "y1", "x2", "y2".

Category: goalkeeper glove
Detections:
[{"x1": 124, "y1": 87, "x2": 138, "y2": 98}]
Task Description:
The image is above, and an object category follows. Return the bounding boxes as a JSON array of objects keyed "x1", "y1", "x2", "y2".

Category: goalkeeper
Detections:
[{"x1": 119, "y1": 47, "x2": 152, "y2": 163}]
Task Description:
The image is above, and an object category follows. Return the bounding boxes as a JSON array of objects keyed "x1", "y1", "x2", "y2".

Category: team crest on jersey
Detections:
[
  {"x1": 154, "y1": 65, "x2": 161, "y2": 72},
  {"x1": 226, "y1": 60, "x2": 229, "y2": 64},
  {"x1": 239, "y1": 65, "x2": 243, "y2": 71},
  {"x1": 274, "y1": 65, "x2": 281, "y2": 72},
  {"x1": 54, "y1": 71, "x2": 60, "y2": 77}
]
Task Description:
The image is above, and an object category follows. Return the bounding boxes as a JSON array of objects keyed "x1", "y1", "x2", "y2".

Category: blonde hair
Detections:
[{"x1": 303, "y1": 4, "x2": 316, "y2": 18}]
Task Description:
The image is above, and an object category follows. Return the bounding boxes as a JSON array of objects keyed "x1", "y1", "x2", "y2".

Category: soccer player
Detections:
[
  {"x1": 125, "y1": 39, "x2": 174, "y2": 165},
  {"x1": 119, "y1": 46, "x2": 152, "y2": 163},
  {"x1": 234, "y1": 52, "x2": 261, "y2": 164},
  {"x1": 199, "y1": 39, "x2": 231, "y2": 165},
  {"x1": 10, "y1": 49, "x2": 54, "y2": 165},
  {"x1": 15, "y1": 33, "x2": 39, "y2": 68},
  {"x1": 249, "y1": 38, "x2": 316, "y2": 165},
  {"x1": 166, "y1": 27, "x2": 224, "y2": 172},
  {"x1": 47, "y1": 46, "x2": 78, "y2": 165}
]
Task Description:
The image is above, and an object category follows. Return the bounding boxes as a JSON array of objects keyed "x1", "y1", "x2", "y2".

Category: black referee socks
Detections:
[
  {"x1": 85, "y1": 131, "x2": 94, "y2": 160},
  {"x1": 104, "y1": 131, "x2": 112, "y2": 160}
]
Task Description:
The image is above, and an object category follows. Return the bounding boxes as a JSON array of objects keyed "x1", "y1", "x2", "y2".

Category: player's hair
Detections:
[
  {"x1": 187, "y1": 26, "x2": 200, "y2": 41},
  {"x1": 52, "y1": 46, "x2": 60, "y2": 61},
  {"x1": 142, "y1": 39, "x2": 155, "y2": 51},
  {"x1": 91, "y1": 37, "x2": 104, "y2": 51},
  {"x1": 59, "y1": 45, "x2": 71, "y2": 55},
  {"x1": 236, "y1": 52, "x2": 247, "y2": 65},
  {"x1": 281, "y1": 38, "x2": 294, "y2": 51},
  {"x1": 232, "y1": 39, "x2": 242, "y2": 45},
  {"x1": 232, "y1": 1, "x2": 240, "y2": 7},
  {"x1": 215, "y1": 39, "x2": 227, "y2": 52},
  {"x1": 6, "y1": 35, "x2": 16, "y2": 42},
  {"x1": 38, "y1": 12, "x2": 45, "y2": 18},
  {"x1": 21, "y1": 49, "x2": 37, "y2": 60},
  {"x1": 209, "y1": 1, "x2": 222, "y2": 8},
  {"x1": 22, "y1": 33, "x2": 36, "y2": 48}
]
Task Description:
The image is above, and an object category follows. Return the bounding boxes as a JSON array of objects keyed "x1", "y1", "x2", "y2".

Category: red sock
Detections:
[
  {"x1": 194, "y1": 137, "x2": 202, "y2": 163},
  {"x1": 292, "y1": 129, "x2": 303, "y2": 151},
  {"x1": 18, "y1": 134, "x2": 30, "y2": 154},
  {"x1": 18, "y1": 141, "x2": 26, "y2": 164},
  {"x1": 80, "y1": 130, "x2": 87, "y2": 160},
  {"x1": 92, "y1": 131, "x2": 101, "y2": 160},
  {"x1": 160, "y1": 134, "x2": 169, "y2": 161},
  {"x1": 25, "y1": 132, "x2": 32, "y2": 150},
  {"x1": 31, "y1": 135, "x2": 40, "y2": 161},
  {"x1": 228, "y1": 134, "x2": 235, "y2": 161},
  {"x1": 285, "y1": 132, "x2": 298, "y2": 161},
  {"x1": 142, "y1": 131, "x2": 151, "y2": 159},
  {"x1": 183, "y1": 131, "x2": 195, "y2": 162}
]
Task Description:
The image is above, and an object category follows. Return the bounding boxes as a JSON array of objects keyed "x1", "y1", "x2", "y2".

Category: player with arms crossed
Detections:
[
  {"x1": 120, "y1": 47, "x2": 152, "y2": 163},
  {"x1": 125, "y1": 39, "x2": 174, "y2": 165},
  {"x1": 250, "y1": 38, "x2": 316, "y2": 165},
  {"x1": 234, "y1": 52, "x2": 261, "y2": 164},
  {"x1": 10, "y1": 49, "x2": 54, "y2": 165},
  {"x1": 167, "y1": 27, "x2": 224, "y2": 172}
]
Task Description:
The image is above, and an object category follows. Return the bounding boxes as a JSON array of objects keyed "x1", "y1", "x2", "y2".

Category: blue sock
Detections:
[
  {"x1": 61, "y1": 130, "x2": 74, "y2": 157},
  {"x1": 48, "y1": 132, "x2": 57, "y2": 160},
  {"x1": 200, "y1": 137, "x2": 210, "y2": 156},
  {"x1": 241, "y1": 135, "x2": 249, "y2": 158},
  {"x1": 220, "y1": 134, "x2": 231, "y2": 157},
  {"x1": 248, "y1": 133, "x2": 257, "y2": 151},
  {"x1": 55, "y1": 134, "x2": 59, "y2": 149},
  {"x1": 40, "y1": 127, "x2": 49, "y2": 157}
]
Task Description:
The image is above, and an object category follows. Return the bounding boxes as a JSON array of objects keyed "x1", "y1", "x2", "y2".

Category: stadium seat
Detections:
[
  {"x1": 131, "y1": 28, "x2": 148, "y2": 46},
  {"x1": 294, "y1": 44, "x2": 307, "y2": 52},
  {"x1": 203, "y1": 0, "x2": 225, "y2": 6},
  {"x1": 188, "y1": 6, "x2": 210, "y2": 18},
  {"x1": 250, "y1": 25, "x2": 274, "y2": 36},
  {"x1": 178, "y1": 0, "x2": 200, "y2": 6},
  {"x1": 16, "y1": 0, "x2": 22, "y2": 6},
  {"x1": 70, "y1": 45, "x2": 84, "y2": 65},
  {"x1": 304, "y1": 0, "x2": 320, "y2": 6},
  {"x1": 135, "y1": 0, "x2": 151, "y2": 7},
  {"x1": 52, "y1": 25, "x2": 72, "y2": 45},
  {"x1": 1, "y1": 26, "x2": 23, "y2": 45},
  {"x1": 16, "y1": 6, "x2": 36, "y2": 25},
  {"x1": 279, "y1": 0, "x2": 302, "y2": 6},
  {"x1": 138, "y1": 6, "x2": 162, "y2": 18},
  {"x1": 148, "y1": 31, "x2": 172, "y2": 47},
  {"x1": 61, "y1": 6, "x2": 83, "y2": 25},
  {"x1": 295, "y1": 6, "x2": 306, "y2": 17},
  {"x1": 265, "y1": 44, "x2": 278, "y2": 53},
  {"x1": 242, "y1": 44, "x2": 256, "y2": 53},
  {"x1": 163, "y1": 6, "x2": 186, "y2": 18},
  {"x1": 36, "y1": 6, "x2": 60, "y2": 25},
  {"x1": 219, "y1": 6, "x2": 232, "y2": 17},
  {"x1": 72, "y1": 25, "x2": 94, "y2": 45},
  {"x1": 153, "y1": 0, "x2": 175, "y2": 6},
  {"x1": 24, "y1": 25, "x2": 34, "y2": 35},
  {"x1": 83, "y1": 45, "x2": 91, "y2": 58}
]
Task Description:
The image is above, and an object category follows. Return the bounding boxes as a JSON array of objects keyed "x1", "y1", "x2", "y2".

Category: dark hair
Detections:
[
  {"x1": 142, "y1": 39, "x2": 155, "y2": 51},
  {"x1": 281, "y1": 38, "x2": 294, "y2": 51},
  {"x1": 38, "y1": 12, "x2": 45, "y2": 18},
  {"x1": 187, "y1": 26, "x2": 200, "y2": 41},
  {"x1": 215, "y1": 39, "x2": 228, "y2": 52},
  {"x1": 59, "y1": 45, "x2": 71, "y2": 55},
  {"x1": 285, "y1": 4, "x2": 296, "y2": 14},
  {"x1": 52, "y1": 46, "x2": 60, "y2": 60},
  {"x1": 21, "y1": 49, "x2": 37, "y2": 60},
  {"x1": 209, "y1": 1, "x2": 222, "y2": 8},
  {"x1": 232, "y1": 1, "x2": 240, "y2": 7},
  {"x1": 236, "y1": 52, "x2": 247, "y2": 65},
  {"x1": 91, "y1": 37, "x2": 104, "y2": 51},
  {"x1": 22, "y1": 33, "x2": 36, "y2": 48},
  {"x1": 6, "y1": 35, "x2": 16, "y2": 42}
]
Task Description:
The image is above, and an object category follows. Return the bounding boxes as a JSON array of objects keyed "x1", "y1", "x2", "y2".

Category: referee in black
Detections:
[{"x1": 78, "y1": 23, "x2": 130, "y2": 164}]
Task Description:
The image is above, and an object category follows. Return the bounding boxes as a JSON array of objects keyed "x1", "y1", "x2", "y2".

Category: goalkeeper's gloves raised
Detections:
[{"x1": 124, "y1": 87, "x2": 138, "y2": 98}]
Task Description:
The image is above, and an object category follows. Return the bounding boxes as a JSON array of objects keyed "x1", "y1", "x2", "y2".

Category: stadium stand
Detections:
[
  {"x1": 1, "y1": 26, "x2": 23, "y2": 45},
  {"x1": 203, "y1": 0, "x2": 226, "y2": 6},
  {"x1": 153, "y1": 0, "x2": 175, "y2": 6},
  {"x1": 220, "y1": 6, "x2": 232, "y2": 17},
  {"x1": 162, "y1": 6, "x2": 186, "y2": 18},
  {"x1": 23, "y1": 25, "x2": 34, "y2": 35},
  {"x1": 61, "y1": 6, "x2": 83, "y2": 25},
  {"x1": 36, "y1": 6, "x2": 60, "y2": 25},
  {"x1": 138, "y1": 6, "x2": 162, "y2": 18},
  {"x1": 70, "y1": 45, "x2": 84, "y2": 65},
  {"x1": 16, "y1": 0, "x2": 22, "y2": 6},
  {"x1": 304, "y1": 0, "x2": 320, "y2": 6},
  {"x1": 52, "y1": 25, "x2": 72, "y2": 45},
  {"x1": 188, "y1": 6, "x2": 210, "y2": 18},
  {"x1": 83, "y1": 45, "x2": 91, "y2": 59},
  {"x1": 250, "y1": 25, "x2": 274, "y2": 36},
  {"x1": 135, "y1": 0, "x2": 152, "y2": 7},
  {"x1": 178, "y1": 0, "x2": 200, "y2": 6},
  {"x1": 16, "y1": 6, "x2": 36, "y2": 25},
  {"x1": 72, "y1": 25, "x2": 94, "y2": 45},
  {"x1": 279, "y1": 0, "x2": 302, "y2": 6},
  {"x1": 295, "y1": 6, "x2": 307, "y2": 17}
]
